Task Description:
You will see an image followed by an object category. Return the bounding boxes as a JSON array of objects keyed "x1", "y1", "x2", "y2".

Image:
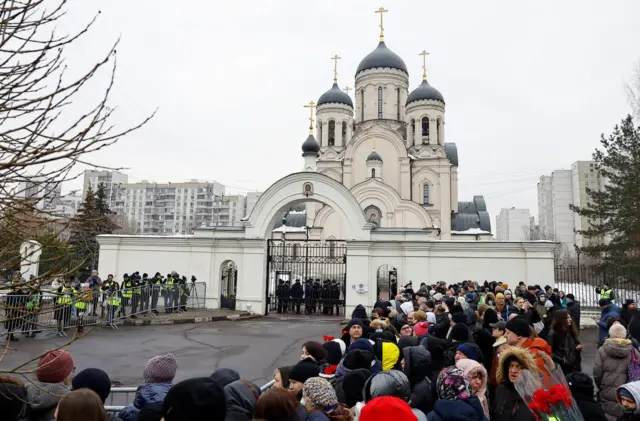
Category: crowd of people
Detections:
[{"x1": 4, "y1": 280, "x2": 640, "y2": 421}]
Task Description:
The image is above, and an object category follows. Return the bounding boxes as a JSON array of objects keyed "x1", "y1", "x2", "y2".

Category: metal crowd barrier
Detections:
[
  {"x1": 1, "y1": 282, "x2": 207, "y2": 338},
  {"x1": 104, "y1": 380, "x2": 275, "y2": 414}
]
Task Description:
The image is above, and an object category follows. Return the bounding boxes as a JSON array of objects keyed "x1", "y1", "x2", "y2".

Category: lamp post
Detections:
[
  {"x1": 304, "y1": 226, "x2": 310, "y2": 282},
  {"x1": 574, "y1": 244, "x2": 581, "y2": 284}
]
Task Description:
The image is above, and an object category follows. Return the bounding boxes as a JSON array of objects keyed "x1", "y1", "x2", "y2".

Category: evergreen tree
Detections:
[
  {"x1": 69, "y1": 186, "x2": 100, "y2": 274},
  {"x1": 94, "y1": 183, "x2": 119, "y2": 234},
  {"x1": 570, "y1": 115, "x2": 640, "y2": 272}
]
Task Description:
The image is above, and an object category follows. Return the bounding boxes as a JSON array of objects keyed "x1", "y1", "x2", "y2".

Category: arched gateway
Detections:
[{"x1": 243, "y1": 172, "x2": 374, "y2": 316}]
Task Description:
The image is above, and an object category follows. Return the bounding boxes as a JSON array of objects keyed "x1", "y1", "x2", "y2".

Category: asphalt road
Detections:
[
  {"x1": 1, "y1": 317, "x2": 599, "y2": 389},
  {"x1": 0, "y1": 316, "x2": 342, "y2": 388}
]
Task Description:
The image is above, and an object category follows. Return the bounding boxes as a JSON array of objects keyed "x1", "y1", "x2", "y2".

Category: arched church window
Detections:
[
  {"x1": 423, "y1": 184, "x2": 430, "y2": 205},
  {"x1": 371, "y1": 168, "x2": 375, "y2": 178},
  {"x1": 437, "y1": 118, "x2": 442, "y2": 144},
  {"x1": 328, "y1": 120, "x2": 335, "y2": 146},
  {"x1": 360, "y1": 89, "x2": 365, "y2": 122},
  {"x1": 341, "y1": 121, "x2": 347, "y2": 143},
  {"x1": 378, "y1": 87, "x2": 383, "y2": 119},
  {"x1": 422, "y1": 117, "x2": 430, "y2": 142}
]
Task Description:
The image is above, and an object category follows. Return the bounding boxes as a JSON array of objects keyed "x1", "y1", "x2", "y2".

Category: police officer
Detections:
[
  {"x1": 120, "y1": 274, "x2": 134, "y2": 317},
  {"x1": 24, "y1": 280, "x2": 42, "y2": 338},
  {"x1": 276, "y1": 279, "x2": 285, "y2": 313},
  {"x1": 73, "y1": 282, "x2": 91, "y2": 332},
  {"x1": 55, "y1": 277, "x2": 74, "y2": 335},
  {"x1": 596, "y1": 282, "x2": 615, "y2": 302},
  {"x1": 100, "y1": 274, "x2": 117, "y2": 318},
  {"x1": 106, "y1": 281, "x2": 121, "y2": 327},
  {"x1": 130, "y1": 273, "x2": 142, "y2": 318},
  {"x1": 290, "y1": 279, "x2": 303, "y2": 314},
  {"x1": 162, "y1": 273, "x2": 175, "y2": 313},
  {"x1": 150, "y1": 272, "x2": 161, "y2": 315}
]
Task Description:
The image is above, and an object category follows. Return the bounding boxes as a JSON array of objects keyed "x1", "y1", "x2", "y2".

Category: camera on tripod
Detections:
[{"x1": 191, "y1": 275, "x2": 196, "y2": 283}]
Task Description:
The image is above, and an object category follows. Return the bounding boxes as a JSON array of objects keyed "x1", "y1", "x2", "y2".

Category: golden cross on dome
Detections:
[
  {"x1": 303, "y1": 101, "x2": 317, "y2": 135},
  {"x1": 375, "y1": 7, "x2": 388, "y2": 41},
  {"x1": 331, "y1": 54, "x2": 341, "y2": 83},
  {"x1": 419, "y1": 49, "x2": 430, "y2": 80},
  {"x1": 344, "y1": 86, "x2": 352, "y2": 95}
]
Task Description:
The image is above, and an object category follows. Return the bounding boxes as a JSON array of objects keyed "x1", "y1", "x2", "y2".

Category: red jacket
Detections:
[{"x1": 523, "y1": 337, "x2": 554, "y2": 384}]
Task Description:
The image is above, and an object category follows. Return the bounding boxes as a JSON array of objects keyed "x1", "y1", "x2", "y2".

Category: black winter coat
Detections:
[
  {"x1": 547, "y1": 329, "x2": 581, "y2": 374},
  {"x1": 492, "y1": 383, "x2": 534, "y2": 421},
  {"x1": 572, "y1": 390, "x2": 608, "y2": 421},
  {"x1": 473, "y1": 325, "x2": 495, "y2": 373},
  {"x1": 567, "y1": 301, "x2": 581, "y2": 331},
  {"x1": 403, "y1": 346, "x2": 434, "y2": 415},
  {"x1": 421, "y1": 335, "x2": 447, "y2": 375}
]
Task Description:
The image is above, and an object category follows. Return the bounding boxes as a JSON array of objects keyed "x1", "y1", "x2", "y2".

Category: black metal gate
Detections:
[{"x1": 266, "y1": 239, "x2": 347, "y2": 316}]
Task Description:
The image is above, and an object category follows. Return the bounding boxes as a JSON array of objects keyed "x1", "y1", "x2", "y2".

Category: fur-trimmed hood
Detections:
[{"x1": 496, "y1": 346, "x2": 539, "y2": 384}]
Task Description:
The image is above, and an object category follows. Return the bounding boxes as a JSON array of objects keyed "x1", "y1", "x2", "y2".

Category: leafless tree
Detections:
[
  {"x1": 626, "y1": 60, "x2": 640, "y2": 122},
  {"x1": 0, "y1": 0, "x2": 153, "y2": 374}
]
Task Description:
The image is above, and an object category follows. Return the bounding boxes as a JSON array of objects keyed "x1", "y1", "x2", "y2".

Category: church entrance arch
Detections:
[
  {"x1": 376, "y1": 264, "x2": 397, "y2": 301},
  {"x1": 220, "y1": 260, "x2": 238, "y2": 310},
  {"x1": 266, "y1": 237, "x2": 346, "y2": 316}
]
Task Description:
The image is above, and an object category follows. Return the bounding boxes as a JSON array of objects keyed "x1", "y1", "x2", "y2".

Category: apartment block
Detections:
[
  {"x1": 82, "y1": 170, "x2": 129, "y2": 201},
  {"x1": 495, "y1": 208, "x2": 533, "y2": 241},
  {"x1": 537, "y1": 160, "x2": 604, "y2": 255}
]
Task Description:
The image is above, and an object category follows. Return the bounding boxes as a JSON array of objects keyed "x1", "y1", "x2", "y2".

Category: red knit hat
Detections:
[
  {"x1": 360, "y1": 396, "x2": 417, "y2": 421},
  {"x1": 36, "y1": 350, "x2": 74, "y2": 383},
  {"x1": 413, "y1": 321, "x2": 429, "y2": 337}
]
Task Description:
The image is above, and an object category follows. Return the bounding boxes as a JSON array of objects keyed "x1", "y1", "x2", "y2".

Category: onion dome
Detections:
[
  {"x1": 356, "y1": 42, "x2": 408, "y2": 76},
  {"x1": 366, "y1": 150, "x2": 383, "y2": 162},
  {"x1": 406, "y1": 79, "x2": 445, "y2": 105},
  {"x1": 317, "y1": 83, "x2": 353, "y2": 108},
  {"x1": 301, "y1": 134, "x2": 320, "y2": 154}
]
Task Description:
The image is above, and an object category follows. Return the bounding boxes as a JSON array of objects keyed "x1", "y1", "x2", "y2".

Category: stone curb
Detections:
[{"x1": 119, "y1": 312, "x2": 260, "y2": 326}]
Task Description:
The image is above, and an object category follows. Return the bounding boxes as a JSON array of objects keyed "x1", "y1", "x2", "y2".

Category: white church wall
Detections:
[{"x1": 351, "y1": 136, "x2": 399, "y2": 190}]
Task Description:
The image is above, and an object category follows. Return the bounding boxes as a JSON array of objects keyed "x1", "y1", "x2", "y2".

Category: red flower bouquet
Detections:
[{"x1": 515, "y1": 366, "x2": 585, "y2": 421}]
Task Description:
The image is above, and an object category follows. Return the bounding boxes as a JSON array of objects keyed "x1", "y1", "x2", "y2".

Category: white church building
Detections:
[{"x1": 97, "y1": 10, "x2": 556, "y2": 316}]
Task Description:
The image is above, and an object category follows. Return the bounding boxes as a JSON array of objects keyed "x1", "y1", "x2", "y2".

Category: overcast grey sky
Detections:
[{"x1": 62, "y1": 0, "x2": 640, "y2": 224}]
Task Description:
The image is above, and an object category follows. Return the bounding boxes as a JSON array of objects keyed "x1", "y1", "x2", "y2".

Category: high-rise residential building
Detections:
[
  {"x1": 245, "y1": 192, "x2": 262, "y2": 218},
  {"x1": 53, "y1": 194, "x2": 83, "y2": 218},
  {"x1": 109, "y1": 180, "x2": 226, "y2": 235},
  {"x1": 82, "y1": 170, "x2": 128, "y2": 201},
  {"x1": 16, "y1": 179, "x2": 62, "y2": 210},
  {"x1": 537, "y1": 160, "x2": 604, "y2": 257},
  {"x1": 495, "y1": 208, "x2": 533, "y2": 241}
]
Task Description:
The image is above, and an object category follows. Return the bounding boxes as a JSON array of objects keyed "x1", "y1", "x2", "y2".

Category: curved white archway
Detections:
[{"x1": 244, "y1": 172, "x2": 373, "y2": 240}]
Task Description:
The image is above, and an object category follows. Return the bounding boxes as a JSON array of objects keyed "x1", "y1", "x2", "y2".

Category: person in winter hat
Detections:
[
  {"x1": 341, "y1": 319, "x2": 364, "y2": 347},
  {"x1": 0, "y1": 376, "x2": 27, "y2": 421},
  {"x1": 27, "y1": 350, "x2": 75, "y2": 421},
  {"x1": 119, "y1": 354, "x2": 177, "y2": 421},
  {"x1": 402, "y1": 346, "x2": 434, "y2": 415},
  {"x1": 594, "y1": 324, "x2": 635, "y2": 421},
  {"x1": 617, "y1": 381, "x2": 640, "y2": 421},
  {"x1": 320, "y1": 341, "x2": 343, "y2": 379},
  {"x1": 456, "y1": 359, "x2": 490, "y2": 419},
  {"x1": 143, "y1": 353, "x2": 177, "y2": 384},
  {"x1": 413, "y1": 322, "x2": 429, "y2": 338},
  {"x1": 288, "y1": 358, "x2": 320, "y2": 399},
  {"x1": 71, "y1": 368, "x2": 121, "y2": 421},
  {"x1": 363, "y1": 370, "x2": 411, "y2": 403},
  {"x1": 162, "y1": 377, "x2": 227, "y2": 421},
  {"x1": 224, "y1": 379, "x2": 259, "y2": 421},
  {"x1": 342, "y1": 368, "x2": 370, "y2": 416},
  {"x1": 455, "y1": 343, "x2": 482, "y2": 364},
  {"x1": 210, "y1": 368, "x2": 241, "y2": 388},
  {"x1": 427, "y1": 366, "x2": 487, "y2": 421},
  {"x1": 566, "y1": 372, "x2": 608, "y2": 421},
  {"x1": 360, "y1": 396, "x2": 418, "y2": 421},
  {"x1": 492, "y1": 346, "x2": 537, "y2": 421},
  {"x1": 302, "y1": 377, "x2": 352, "y2": 420},
  {"x1": 334, "y1": 349, "x2": 374, "y2": 405}
]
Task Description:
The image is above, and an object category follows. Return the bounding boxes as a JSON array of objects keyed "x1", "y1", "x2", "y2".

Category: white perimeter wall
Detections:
[{"x1": 98, "y1": 232, "x2": 556, "y2": 318}]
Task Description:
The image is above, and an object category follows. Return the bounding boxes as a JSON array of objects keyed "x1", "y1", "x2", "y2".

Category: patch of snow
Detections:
[
  {"x1": 452, "y1": 228, "x2": 492, "y2": 235},
  {"x1": 289, "y1": 210, "x2": 306, "y2": 214},
  {"x1": 408, "y1": 154, "x2": 418, "y2": 160},
  {"x1": 272, "y1": 225, "x2": 307, "y2": 233}
]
